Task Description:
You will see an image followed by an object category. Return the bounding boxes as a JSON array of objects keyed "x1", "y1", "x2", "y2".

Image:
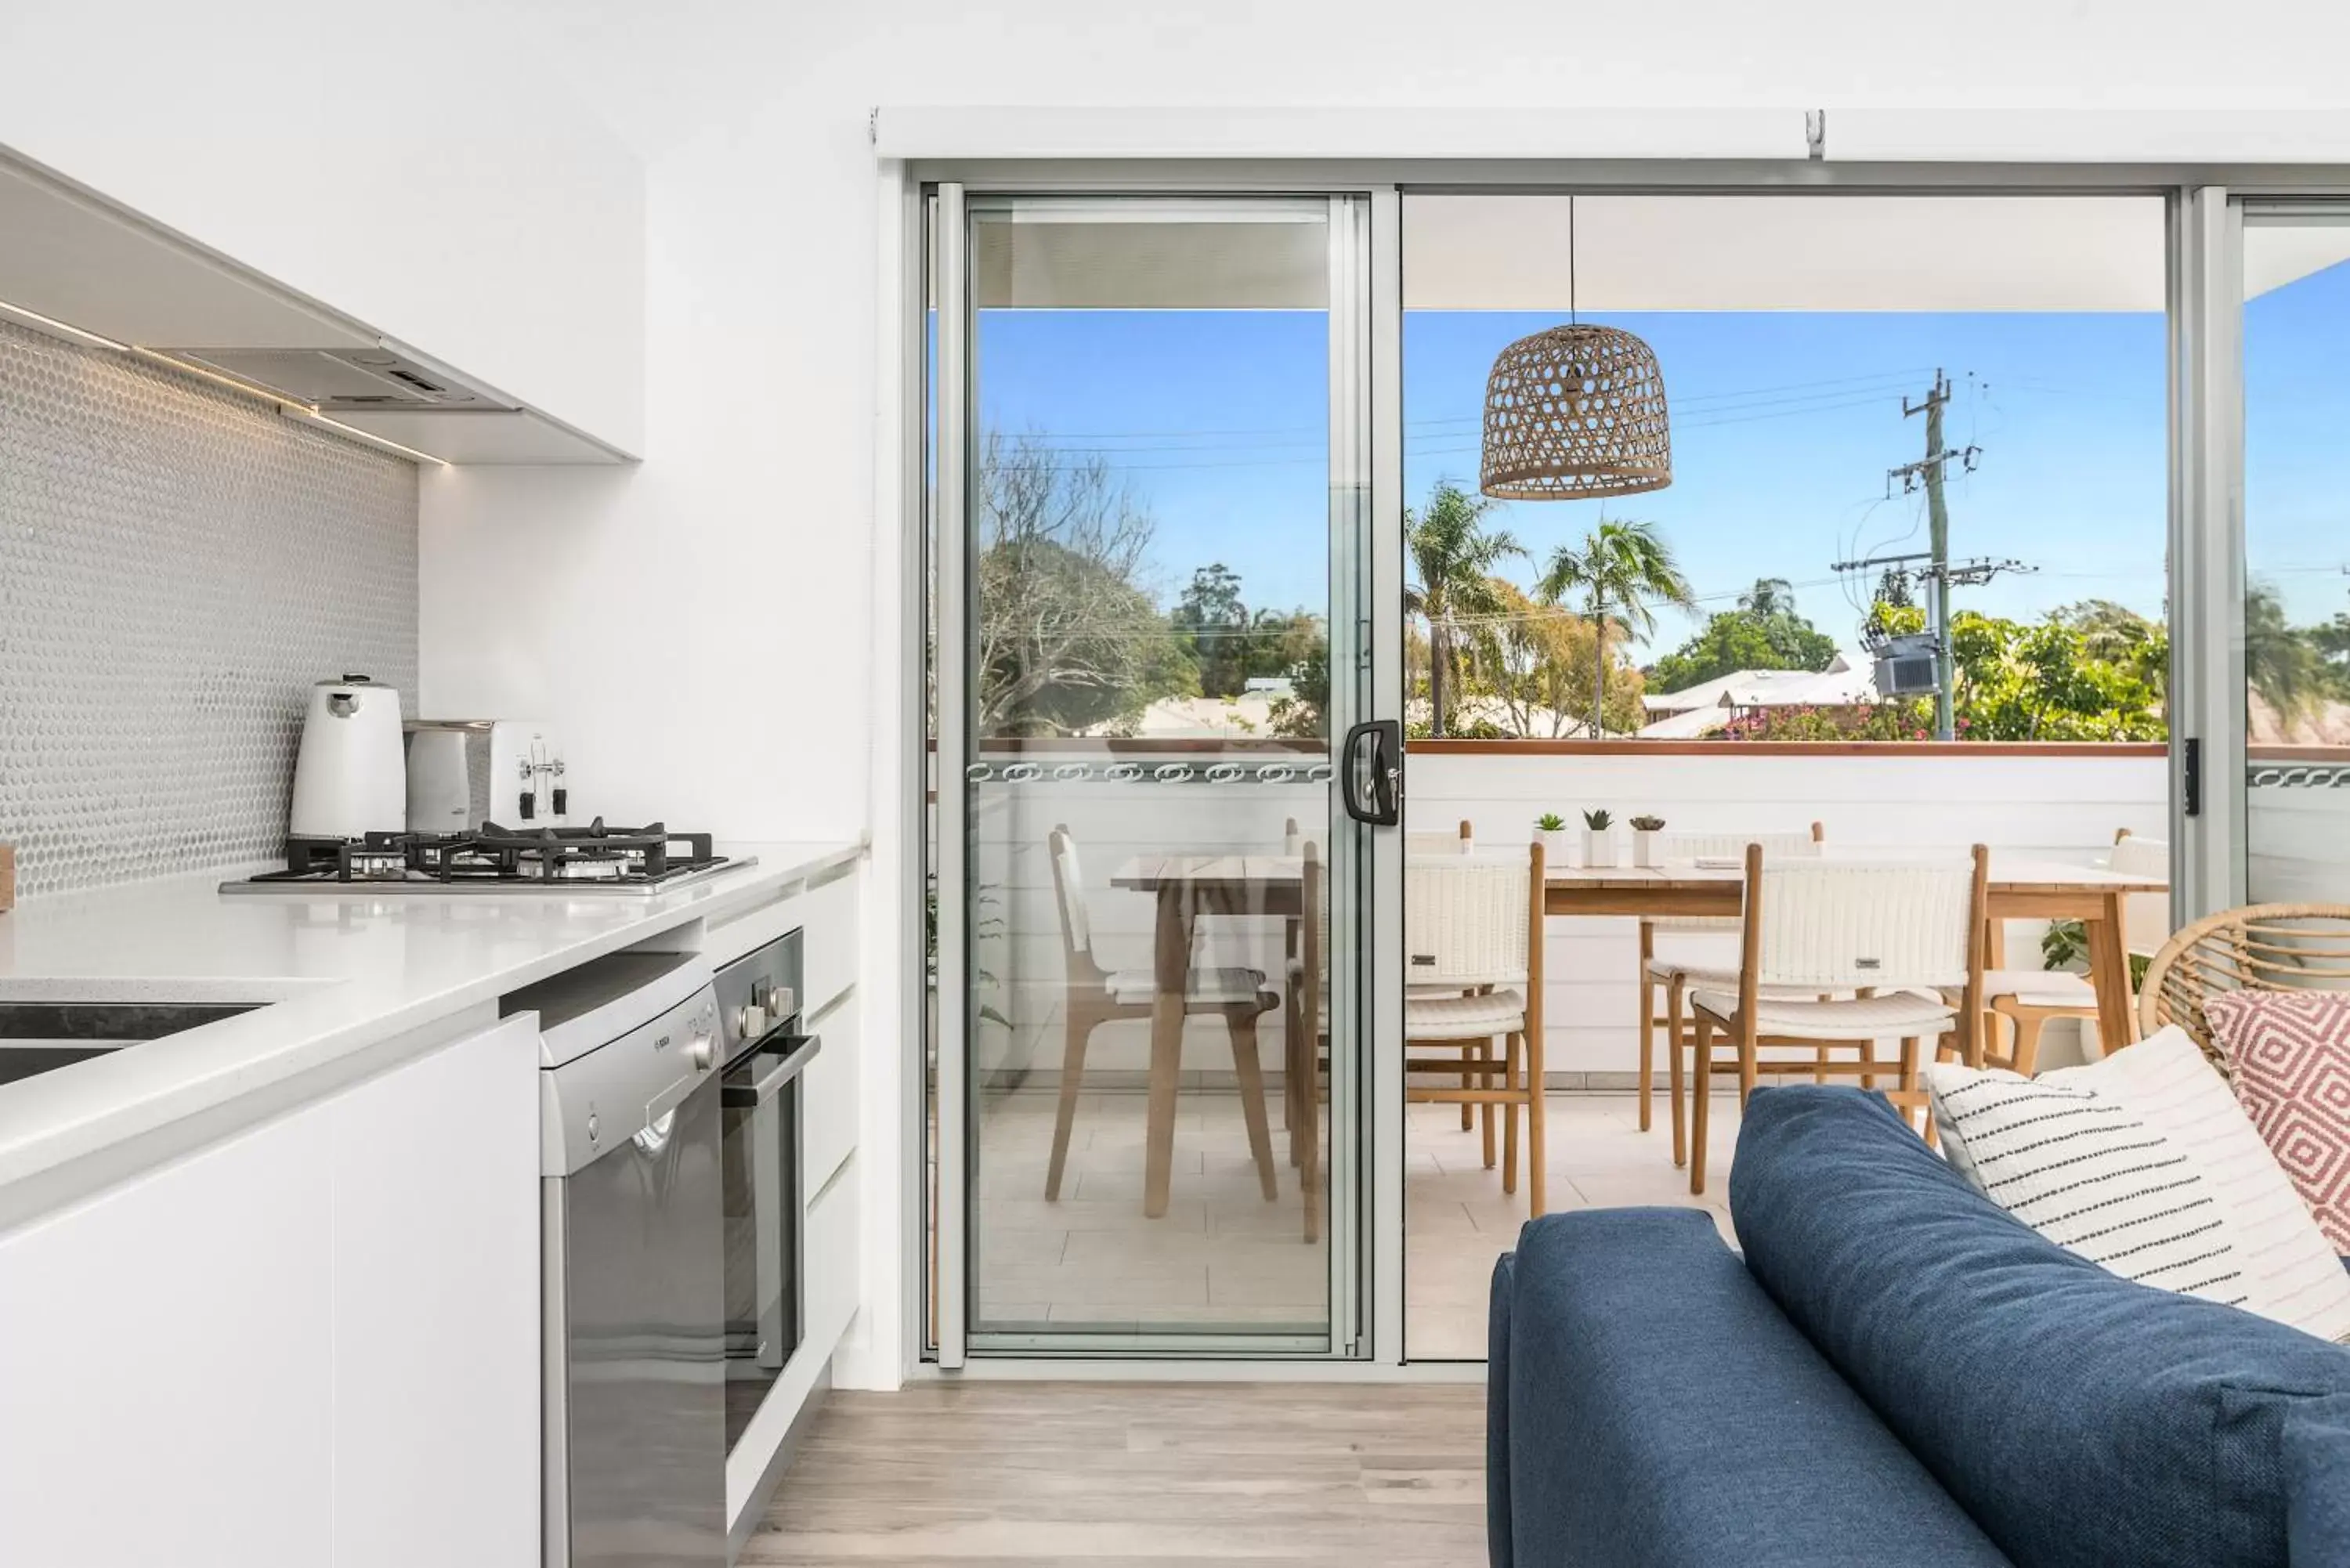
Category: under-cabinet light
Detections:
[
  {"x1": 0, "y1": 296, "x2": 447, "y2": 466},
  {"x1": 284, "y1": 406, "x2": 450, "y2": 468},
  {"x1": 0, "y1": 297, "x2": 129, "y2": 352}
]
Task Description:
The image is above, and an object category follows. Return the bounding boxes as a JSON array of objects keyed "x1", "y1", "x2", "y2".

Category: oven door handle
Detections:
[{"x1": 724, "y1": 1033, "x2": 820, "y2": 1107}]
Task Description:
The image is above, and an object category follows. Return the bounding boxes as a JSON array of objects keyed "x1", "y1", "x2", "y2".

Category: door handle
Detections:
[{"x1": 1340, "y1": 719, "x2": 1402, "y2": 826}]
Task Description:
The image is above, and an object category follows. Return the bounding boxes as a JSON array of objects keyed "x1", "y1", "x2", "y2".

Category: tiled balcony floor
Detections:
[{"x1": 969, "y1": 1087, "x2": 1740, "y2": 1358}]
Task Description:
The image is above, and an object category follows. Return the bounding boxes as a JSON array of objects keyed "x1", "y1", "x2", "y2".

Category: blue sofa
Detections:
[{"x1": 1488, "y1": 1087, "x2": 2350, "y2": 1568}]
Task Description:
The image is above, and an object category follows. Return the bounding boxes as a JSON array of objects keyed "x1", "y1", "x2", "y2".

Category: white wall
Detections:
[{"x1": 0, "y1": 1, "x2": 645, "y2": 453}]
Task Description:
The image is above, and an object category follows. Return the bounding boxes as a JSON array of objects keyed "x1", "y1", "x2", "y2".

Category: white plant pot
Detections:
[
  {"x1": 1583, "y1": 829, "x2": 1618, "y2": 869},
  {"x1": 1538, "y1": 828, "x2": 1569, "y2": 862},
  {"x1": 1633, "y1": 830, "x2": 1663, "y2": 869}
]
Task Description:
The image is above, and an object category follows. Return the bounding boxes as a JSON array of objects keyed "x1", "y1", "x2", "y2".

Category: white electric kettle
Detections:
[{"x1": 289, "y1": 675, "x2": 408, "y2": 843}]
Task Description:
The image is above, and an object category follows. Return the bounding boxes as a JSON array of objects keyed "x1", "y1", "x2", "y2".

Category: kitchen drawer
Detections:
[
  {"x1": 801, "y1": 989, "x2": 859, "y2": 1196},
  {"x1": 804, "y1": 1156, "x2": 859, "y2": 1353},
  {"x1": 797, "y1": 863, "x2": 859, "y2": 1017}
]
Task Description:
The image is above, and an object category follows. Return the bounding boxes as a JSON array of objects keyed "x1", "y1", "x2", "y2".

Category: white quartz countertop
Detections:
[{"x1": 0, "y1": 839, "x2": 862, "y2": 1216}]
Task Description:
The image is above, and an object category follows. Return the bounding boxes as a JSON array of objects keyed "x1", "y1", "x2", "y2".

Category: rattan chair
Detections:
[
  {"x1": 2138, "y1": 901, "x2": 2350, "y2": 1067},
  {"x1": 1639, "y1": 824, "x2": 1825, "y2": 1168},
  {"x1": 1689, "y1": 844, "x2": 1989, "y2": 1194},
  {"x1": 1041, "y1": 824, "x2": 1281, "y2": 1210}
]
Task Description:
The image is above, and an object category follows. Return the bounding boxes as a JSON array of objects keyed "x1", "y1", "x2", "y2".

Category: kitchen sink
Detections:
[{"x1": 0, "y1": 1001, "x2": 266, "y2": 1088}]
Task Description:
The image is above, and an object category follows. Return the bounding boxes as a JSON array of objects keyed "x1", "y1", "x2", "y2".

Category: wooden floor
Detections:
[{"x1": 741, "y1": 1382, "x2": 1488, "y2": 1565}]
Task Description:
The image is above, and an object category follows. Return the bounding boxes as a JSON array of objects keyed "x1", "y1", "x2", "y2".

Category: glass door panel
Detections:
[
  {"x1": 935, "y1": 194, "x2": 1371, "y2": 1353},
  {"x1": 2242, "y1": 208, "x2": 2350, "y2": 904}
]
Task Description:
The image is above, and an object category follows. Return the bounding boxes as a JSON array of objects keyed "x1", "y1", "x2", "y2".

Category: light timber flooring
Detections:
[
  {"x1": 741, "y1": 1381, "x2": 1487, "y2": 1564},
  {"x1": 967, "y1": 1085, "x2": 1739, "y2": 1359}
]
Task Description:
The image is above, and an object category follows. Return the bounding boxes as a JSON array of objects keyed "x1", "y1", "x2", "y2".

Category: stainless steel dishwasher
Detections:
[{"x1": 515, "y1": 951, "x2": 725, "y2": 1568}]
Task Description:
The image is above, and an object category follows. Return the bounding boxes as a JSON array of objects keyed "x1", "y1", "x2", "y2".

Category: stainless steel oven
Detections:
[{"x1": 715, "y1": 932, "x2": 819, "y2": 1454}]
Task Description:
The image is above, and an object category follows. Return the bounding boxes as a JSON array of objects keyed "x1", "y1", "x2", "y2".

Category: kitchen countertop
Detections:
[{"x1": 0, "y1": 839, "x2": 862, "y2": 1225}]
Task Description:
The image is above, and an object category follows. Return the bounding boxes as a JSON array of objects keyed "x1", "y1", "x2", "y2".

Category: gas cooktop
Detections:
[{"x1": 221, "y1": 821, "x2": 748, "y2": 895}]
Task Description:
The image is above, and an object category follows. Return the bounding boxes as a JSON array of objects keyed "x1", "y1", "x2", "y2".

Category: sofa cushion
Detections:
[
  {"x1": 1490, "y1": 1207, "x2": 2009, "y2": 1568},
  {"x1": 1731, "y1": 1086, "x2": 2350, "y2": 1568},
  {"x1": 2207, "y1": 992, "x2": 2350, "y2": 1255}
]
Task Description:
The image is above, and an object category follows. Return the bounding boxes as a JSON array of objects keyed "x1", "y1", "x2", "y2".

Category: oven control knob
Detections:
[
  {"x1": 686, "y1": 1031, "x2": 715, "y2": 1072},
  {"x1": 586, "y1": 1110, "x2": 600, "y2": 1144},
  {"x1": 737, "y1": 1003, "x2": 767, "y2": 1039}
]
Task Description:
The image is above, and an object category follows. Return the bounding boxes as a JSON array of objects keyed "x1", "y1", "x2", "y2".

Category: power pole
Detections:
[{"x1": 1885, "y1": 370, "x2": 1981, "y2": 740}]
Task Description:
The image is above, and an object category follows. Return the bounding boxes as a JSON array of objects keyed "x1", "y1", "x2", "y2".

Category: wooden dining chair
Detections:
[
  {"x1": 1971, "y1": 828, "x2": 2170, "y2": 1075},
  {"x1": 1040, "y1": 825, "x2": 1281, "y2": 1213},
  {"x1": 1404, "y1": 819, "x2": 1499, "y2": 1152},
  {"x1": 1288, "y1": 840, "x2": 1328, "y2": 1243},
  {"x1": 1688, "y1": 843, "x2": 1989, "y2": 1194},
  {"x1": 1403, "y1": 838, "x2": 1549, "y2": 1217},
  {"x1": 1638, "y1": 823, "x2": 1824, "y2": 1167}
]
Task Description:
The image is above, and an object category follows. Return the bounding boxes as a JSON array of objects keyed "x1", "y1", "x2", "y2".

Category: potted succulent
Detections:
[
  {"x1": 1535, "y1": 812, "x2": 1570, "y2": 862},
  {"x1": 1630, "y1": 815, "x2": 1667, "y2": 869},
  {"x1": 1582, "y1": 808, "x2": 1618, "y2": 869}
]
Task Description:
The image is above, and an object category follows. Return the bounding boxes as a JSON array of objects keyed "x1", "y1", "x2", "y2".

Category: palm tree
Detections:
[
  {"x1": 2246, "y1": 582, "x2": 2323, "y2": 727},
  {"x1": 1405, "y1": 482, "x2": 1524, "y2": 736},
  {"x1": 1738, "y1": 576, "x2": 1796, "y2": 620},
  {"x1": 1539, "y1": 519, "x2": 1697, "y2": 738}
]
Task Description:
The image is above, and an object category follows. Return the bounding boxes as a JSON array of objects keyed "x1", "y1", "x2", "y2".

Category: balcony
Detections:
[{"x1": 957, "y1": 735, "x2": 2173, "y2": 1356}]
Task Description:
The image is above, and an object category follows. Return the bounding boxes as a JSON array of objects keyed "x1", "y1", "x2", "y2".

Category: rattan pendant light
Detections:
[{"x1": 1480, "y1": 197, "x2": 1672, "y2": 500}]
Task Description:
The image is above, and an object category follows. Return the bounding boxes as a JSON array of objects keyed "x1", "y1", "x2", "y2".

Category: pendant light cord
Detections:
[{"x1": 1569, "y1": 194, "x2": 1578, "y2": 326}]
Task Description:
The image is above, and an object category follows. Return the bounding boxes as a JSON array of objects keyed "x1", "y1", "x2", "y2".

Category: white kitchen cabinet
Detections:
[
  {"x1": 801, "y1": 986, "x2": 860, "y2": 1197},
  {"x1": 0, "y1": 1014, "x2": 540, "y2": 1568},
  {"x1": 326, "y1": 1013, "x2": 540, "y2": 1568},
  {"x1": 804, "y1": 1156, "x2": 862, "y2": 1355},
  {"x1": 0, "y1": 1091, "x2": 336, "y2": 1568}
]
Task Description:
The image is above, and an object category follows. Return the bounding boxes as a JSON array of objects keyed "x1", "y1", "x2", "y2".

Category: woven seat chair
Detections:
[
  {"x1": 1638, "y1": 824, "x2": 1824, "y2": 1169},
  {"x1": 1403, "y1": 819, "x2": 1503, "y2": 1154},
  {"x1": 2138, "y1": 901, "x2": 2350, "y2": 1067},
  {"x1": 1689, "y1": 844, "x2": 1989, "y2": 1195},
  {"x1": 1041, "y1": 824, "x2": 1281, "y2": 1212},
  {"x1": 1404, "y1": 840, "x2": 1549, "y2": 1216},
  {"x1": 1970, "y1": 828, "x2": 2170, "y2": 1075}
]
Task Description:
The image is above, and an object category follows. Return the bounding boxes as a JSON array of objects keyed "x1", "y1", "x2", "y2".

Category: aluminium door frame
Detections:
[
  {"x1": 903, "y1": 157, "x2": 2350, "y2": 1378},
  {"x1": 922, "y1": 186, "x2": 1392, "y2": 1365}
]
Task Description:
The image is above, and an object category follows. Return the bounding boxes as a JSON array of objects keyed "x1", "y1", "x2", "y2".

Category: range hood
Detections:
[{"x1": 158, "y1": 345, "x2": 516, "y2": 412}]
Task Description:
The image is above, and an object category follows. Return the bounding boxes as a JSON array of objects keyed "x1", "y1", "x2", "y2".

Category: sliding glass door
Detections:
[
  {"x1": 2240, "y1": 204, "x2": 2350, "y2": 905},
  {"x1": 930, "y1": 192, "x2": 1376, "y2": 1356}
]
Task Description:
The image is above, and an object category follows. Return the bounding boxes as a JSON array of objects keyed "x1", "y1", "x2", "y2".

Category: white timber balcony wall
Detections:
[{"x1": 972, "y1": 746, "x2": 2168, "y2": 1087}]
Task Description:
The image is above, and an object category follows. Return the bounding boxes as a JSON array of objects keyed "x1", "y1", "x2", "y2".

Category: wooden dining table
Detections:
[{"x1": 1112, "y1": 851, "x2": 2167, "y2": 1216}]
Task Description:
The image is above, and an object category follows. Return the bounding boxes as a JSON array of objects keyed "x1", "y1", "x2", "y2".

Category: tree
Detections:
[
  {"x1": 2246, "y1": 581, "x2": 2326, "y2": 724},
  {"x1": 1405, "y1": 482, "x2": 1524, "y2": 737},
  {"x1": 1740, "y1": 576, "x2": 1797, "y2": 619},
  {"x1": 1647, "y1": 576, "x2": 1839, "y2": 695},
  {"x1": 2057, "y1": 599, "x2": 2167, "y2": 703},
  {"x1": 973, "y1": 431, "x2": 1196, "y2": 735},
  {"x1": 1170, "y1": 563, "x2": 1248, "y2": 695},
  {"x1": 1538, "y1": 519, "x2": 1697, "y2": 738},
  {"x1": 1867, "y1": 600, "x2": 2166, "y2": 741},
  {"x1": 1473, "y1": 580, "x2": 1646, "y2": 737}
]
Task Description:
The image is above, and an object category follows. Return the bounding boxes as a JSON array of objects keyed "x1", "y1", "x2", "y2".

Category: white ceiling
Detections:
[{"x1": 1405, "y1": 194, "x2": 2350, "y2": 312}]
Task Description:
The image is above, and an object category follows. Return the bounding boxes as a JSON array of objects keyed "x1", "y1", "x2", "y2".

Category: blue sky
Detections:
[{"x1": 972, "y1": 258, "x2": 2350, "y2": 663}]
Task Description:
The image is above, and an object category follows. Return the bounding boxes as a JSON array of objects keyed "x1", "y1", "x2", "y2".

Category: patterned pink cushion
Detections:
[{"x1": 2206, "y1": 992, "x2": 2350, "y2": 1255}]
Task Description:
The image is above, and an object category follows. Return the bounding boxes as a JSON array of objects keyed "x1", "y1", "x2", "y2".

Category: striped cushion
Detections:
[
  {"x1": 1928, "y1": 1066, "x2": 2253, "y2": 1309},
  {"x1": 1929, "y1": 1027, "x2": 2350, "y2": 1342}
]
